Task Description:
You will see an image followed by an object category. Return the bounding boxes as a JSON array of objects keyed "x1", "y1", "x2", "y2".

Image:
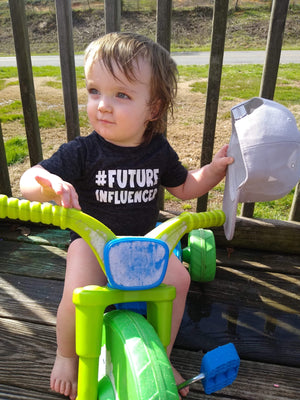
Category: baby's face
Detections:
[{"x1": 85, "y1": 57, "x2": 154, "y2": 147}]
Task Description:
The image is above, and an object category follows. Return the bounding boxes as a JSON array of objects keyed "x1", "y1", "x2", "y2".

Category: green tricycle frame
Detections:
[{"x1": 0, "y1": 195, "x2": 227, "y2": 400}]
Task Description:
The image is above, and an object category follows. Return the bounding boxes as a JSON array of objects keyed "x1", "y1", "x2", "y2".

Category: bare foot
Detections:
[
  {"x1": 172, "y1": 365, "x2": 189, "y2": 398},
  {"x1": 50, "y1": 351, "x2": 78, "y2": 400}
]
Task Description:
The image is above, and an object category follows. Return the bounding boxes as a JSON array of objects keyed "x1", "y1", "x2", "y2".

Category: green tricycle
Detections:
[{"x1": 0, "y1": 195, "x2": 240, "y2": 400}]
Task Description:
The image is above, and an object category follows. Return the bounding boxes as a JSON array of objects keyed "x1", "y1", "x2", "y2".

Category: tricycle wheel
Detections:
[
  {"x1": 183, "y1": 229, "x2": 216, "y2": 282},
  {"x1": 98, "y1": 309, "x2": 179, "y2": 400}
]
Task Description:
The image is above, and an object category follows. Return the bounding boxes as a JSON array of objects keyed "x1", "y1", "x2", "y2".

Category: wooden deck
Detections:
[{"x1": 0, "y1": 219, "x2": 300, "y2": 399}]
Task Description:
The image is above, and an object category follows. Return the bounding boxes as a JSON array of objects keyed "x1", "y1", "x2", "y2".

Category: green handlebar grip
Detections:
[
  {"x1": 0, "y1": 195, "x2": 225, "y2": 266},
  {"x1": 146, "y1": 210, "x2": 225, "y2": 256},
  {"x1": 0, "y1": 195, "x2": 116, "y2": 272}
]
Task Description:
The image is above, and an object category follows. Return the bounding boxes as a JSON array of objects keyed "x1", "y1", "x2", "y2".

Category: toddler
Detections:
[{"x1": 20, "y1": 32, "x2": 233, "y2": 399}]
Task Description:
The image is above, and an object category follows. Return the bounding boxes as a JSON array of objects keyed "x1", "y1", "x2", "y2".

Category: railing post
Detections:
[
  {"x1": 55, "y1": 0, "x2": 80, "y2": 141},
  {"x1": 289, "y1": 182, "x2": 300, "y2": 222},
  {"x1": 241, "y1": 0, "x2": 290, "y2": 218},
  {"x1": 8, "y1": 0, "x2": 43, "y2": 166},
  {"x1": 156, "y1": 0, "x2": 172, "y2": 51},
  {"x1": 156, "y1": 0, "x2": 172, "y2": 211},
  {"x1": 197, "y1": 0, "x2": 229, "y2": 212},
  {"x1": 105, "y1": 0, "x2": 121, "y2": 33},
  {"x1": 260, "y1": 0, "x2": 290, "y2": 100},
  {"x1": 0, "y1": 122, "x2": 12, "y2": 197}
]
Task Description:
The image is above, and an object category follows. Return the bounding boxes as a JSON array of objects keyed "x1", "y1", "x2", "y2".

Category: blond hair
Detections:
[{"x1": 84, "y1": 32, "x2": 178, "y2": 142}]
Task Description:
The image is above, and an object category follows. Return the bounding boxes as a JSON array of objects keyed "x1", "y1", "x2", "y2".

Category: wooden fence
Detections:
[{"x1": 0, "y1": 0, "x2": 299, "y2": 237}]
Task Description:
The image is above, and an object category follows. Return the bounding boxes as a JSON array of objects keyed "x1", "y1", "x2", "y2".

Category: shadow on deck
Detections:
[{"x1": 0, "y1": 220, "x2": 299, "y2": 399}]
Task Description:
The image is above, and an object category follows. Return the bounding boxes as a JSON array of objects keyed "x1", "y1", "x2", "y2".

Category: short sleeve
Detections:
[
  {"x1": 159, "y1": 137, "x2": 188, "y2": 188},
  {"x1": 39, "y1": 137, "x2": 86, "y2": 183}
]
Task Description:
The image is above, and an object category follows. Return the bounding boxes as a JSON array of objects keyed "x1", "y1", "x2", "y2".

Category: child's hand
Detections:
[
  {"x1": 211, "y1": 144, "x2": 234, "y2": 179},
  {"x1": 35, "y1": 175, "x2": 81, "y2": 210},
  {"x1": 166, "y1": 144, "x2": 234, "y2": 201}
]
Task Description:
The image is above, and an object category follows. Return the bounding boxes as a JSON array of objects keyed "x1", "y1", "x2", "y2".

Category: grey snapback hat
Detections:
[{"x1": 223, "y1": 97, "x2": 300, "y2": 241}]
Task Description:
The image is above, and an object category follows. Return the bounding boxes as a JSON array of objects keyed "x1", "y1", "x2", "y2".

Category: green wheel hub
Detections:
[{"x1": 183, "y1": 229, "x2": 216, "y2": 282}]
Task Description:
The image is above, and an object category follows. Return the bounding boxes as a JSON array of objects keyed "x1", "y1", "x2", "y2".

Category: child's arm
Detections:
[
  {"x1": 20, "y1": 165, "x2": 81, "y2": 209},
  {"x1": 167, "y1": 144, "x2": 233, "y2": 201}
]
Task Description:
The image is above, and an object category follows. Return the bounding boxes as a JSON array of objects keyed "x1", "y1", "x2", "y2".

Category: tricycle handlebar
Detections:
[{"x1": 0, "y1": 195, "x2": 225, "y2": 272}]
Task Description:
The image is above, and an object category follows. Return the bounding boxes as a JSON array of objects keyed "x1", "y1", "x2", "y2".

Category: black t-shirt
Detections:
[{"x1": 40, "y1": 131, "x2": 188, "y2": 236}]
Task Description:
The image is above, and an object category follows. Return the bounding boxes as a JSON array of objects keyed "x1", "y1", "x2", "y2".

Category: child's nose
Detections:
[{"x1": 98, "y1": 96, "x2": 112, "y2": 113}]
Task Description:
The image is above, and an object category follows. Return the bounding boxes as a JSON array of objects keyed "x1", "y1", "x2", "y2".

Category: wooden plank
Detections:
[
  {"x1": 176, "y1": 297, "x2": 300, "y2": 366},
  {"x1": 240, "y1": 202, "x2": 255, "y2": 219},
  {"x1": 0, "y1": 318, "x2": 68, "y2": 399},
  {"x1": 212, "y1": 216, "x2": 300, "y2": 255},
  {"x1": 159, "y1": 210, "x2": 300, "y2": 255},
  {"x1": 216, "y1": 267, "x2": 300, "y2": 315},
  {"x1": 197, "y1": 0, "x2": 229, "y2": 212},
  {"x1": 260, "y1": 0, "x2": 290, "y2": 100},
  {"x1": 0, "y1": 384, "x2": 65, "y2": 400},
  {"x1": 289, "y1": 181, "x2": 300, "y2": 222},
  {"x1": 2, "y1": 221, "x2": 299, "y2": 275},
  {"x1": 175, "y1": 267, "x2": 300, "y2": 366},
  {"x1": 0, "y1": 273, "x2": 62, "y2": 324},
  {"x1": 0, "y1": 222, "x2": 70, "y2": 249},
  {"x1": 171, "y1": 348, "x2": 300, "y2": 400},
  {"x1": 189, "y1": 268, "x2": 300, "y2": 315},
  {"x1": 0, "y1": 123, "x2": 12, "y2": 197},
  {"x1": 156, "y1": 0, "x2": 172, "y2": 211},
  {"x1": 104, "y1": 0, "x2": 121, "y2": 33},
  {"x1": 2, "y1": 317, "x2": 298, "y2": 400},
  {"x1": 216, "y1": 247, "x2": 300, "y2": 275},
  {"x1": 0, "y1": 317, "x2": 56, "y2": 391},
  {"x1": 1, "y1": 316, "x2": 298, "y2": 400},
  {"x1": 0, "y1": 241, "x2": 66, "y2": 280},
  {"x1": 156, "y1": 0, "x2": 172, "y2": 51},
  {"x1": 55, "y1": 0, "x2": 80, "y2": 141},
  {"x1": 8, "y1": 0, "x2": 43, "y2": 166},
  {"x1": 241, "y1": 0, "x2": 290, "y2": 219}
]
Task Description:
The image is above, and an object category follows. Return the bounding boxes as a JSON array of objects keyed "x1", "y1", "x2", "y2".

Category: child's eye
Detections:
[
  {"x1": 88, "y1": 88, "x2": 100, "y2": 96},
  {"x1": 117, "y1": 92, "x2": 130, "y2": 100}
]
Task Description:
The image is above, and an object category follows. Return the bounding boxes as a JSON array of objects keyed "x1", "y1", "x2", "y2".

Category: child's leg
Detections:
[
  {"x1": 50, "y1": 238, "x2": 107, "y2": 400},
  {"x1": 163, "y1": 253, "x2": 191, "y2": 398}
]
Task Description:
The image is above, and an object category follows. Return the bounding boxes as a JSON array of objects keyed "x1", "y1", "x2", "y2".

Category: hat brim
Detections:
[
  {"x1": 223, "y1": 176, "x2": 240, "y2": 241},
  {"x1": 223, "y1": 124, "x2": 247, "y2": 241}
]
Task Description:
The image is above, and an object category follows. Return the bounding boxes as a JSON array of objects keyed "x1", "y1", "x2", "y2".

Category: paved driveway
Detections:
[{"x1": 0, "y1": 50, "x2": 299, "y2": 67}]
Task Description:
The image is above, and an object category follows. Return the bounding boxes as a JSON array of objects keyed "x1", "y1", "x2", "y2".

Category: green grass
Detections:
[
  {"x1": 0, "y1": 100, "x2": 23, "y2": 123},
  {"x1": 210, "y1": 182, "x2": 294, "y2": 221},
  {"x1": 38, "y1": 110, "x2": 66, "y2": 128},
  {"x1": 179, "y1": 64, "x2": 300, "y2": 109},
  {"x1": 235, "y1": 192, "x2": 294, "y2": 221},
  {"x1": 253, "y1": 191, "x2": 295, "y2": 220},
  {"x1": 4, "y1": 136, "x2": 28, "y2": 165}
]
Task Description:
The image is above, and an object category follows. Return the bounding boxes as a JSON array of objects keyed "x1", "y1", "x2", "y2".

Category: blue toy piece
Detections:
[
  {"x1": 201, "y1": 343, "x2": 240, "y2": 394},
  {"x1": 113, "y1": 233, "x2": 179, "y2": 314},
  {"x1": 177, "y1": 343, "x2": 240, "y2": 394},
  {"x1": 104, "y1": 237, "x2": 169, "y2": 290},
  {"x1": 173, "y1": 239, "x2": 182, "y2": 261},
  {"x1": 114, "y1": 300, "x2": 147, "y2": 314},
  {"x1": 106, "y1": 236, "x2": 170, "y2": 315}
]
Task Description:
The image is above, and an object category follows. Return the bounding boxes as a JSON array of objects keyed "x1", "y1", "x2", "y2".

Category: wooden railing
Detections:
[{"x1": 0, "y1": 0, "x2": 299, "y2": 228}]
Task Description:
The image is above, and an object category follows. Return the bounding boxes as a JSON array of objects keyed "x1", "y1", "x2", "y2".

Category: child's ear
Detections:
[{"x1": 150, "y1": 100, "x2": 161, "y2": 121}]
